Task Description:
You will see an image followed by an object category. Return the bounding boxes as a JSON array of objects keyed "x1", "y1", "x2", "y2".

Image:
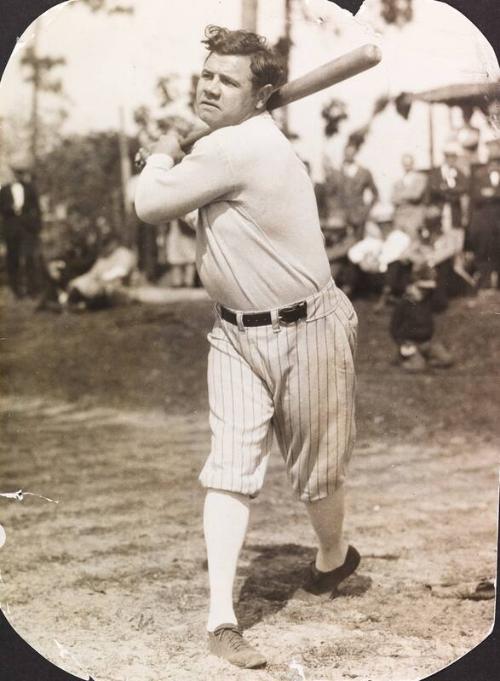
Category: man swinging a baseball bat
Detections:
[{"x1": 136, "y1": 25, "x2": 378, "y2": 669}]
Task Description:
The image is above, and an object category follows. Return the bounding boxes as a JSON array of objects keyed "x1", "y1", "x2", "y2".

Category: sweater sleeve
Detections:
[{"x1": 134, "y1": 134, "x2": 235, "y2": 226}]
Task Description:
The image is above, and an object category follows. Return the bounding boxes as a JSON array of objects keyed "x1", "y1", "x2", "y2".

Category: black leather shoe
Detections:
[{"x1": 303, "y1": 545, "x2": 361, "y2": 598}]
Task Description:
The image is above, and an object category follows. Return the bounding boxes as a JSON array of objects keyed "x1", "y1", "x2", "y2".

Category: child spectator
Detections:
[{"x1": 390, "y1": 264, "x2": 454, "y2": 372}]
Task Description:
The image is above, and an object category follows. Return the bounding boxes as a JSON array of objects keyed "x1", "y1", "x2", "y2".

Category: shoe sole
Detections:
[{"x1": 208, "y1": 650, "x2": 267, "y2": 669}]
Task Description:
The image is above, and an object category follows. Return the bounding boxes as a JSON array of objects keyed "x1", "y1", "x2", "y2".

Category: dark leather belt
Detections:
[{"x1": 219, "y1": 300, "x2": 307, "y2": 327}]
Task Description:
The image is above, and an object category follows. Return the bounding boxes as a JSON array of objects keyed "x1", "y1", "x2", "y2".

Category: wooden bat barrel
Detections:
[{"x1": 267, "y1": 43, "x2": 382, "y2": 110}]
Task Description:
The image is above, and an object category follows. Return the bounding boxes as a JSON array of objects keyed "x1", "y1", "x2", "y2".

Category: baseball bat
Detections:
[
  {"x1": 267, "y1": 43, "x2": 381, "y2": 110},
  {"x1": 180, "y1": 44, "x2": 382, "y2": 150},
  {"x1": 135, "y1": 43, "x2": 382, "y2": 166}
]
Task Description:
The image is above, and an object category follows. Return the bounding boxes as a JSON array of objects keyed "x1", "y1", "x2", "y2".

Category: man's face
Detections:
[{"x1": 195, "y1": 53, "x2": 263, "y2": 130}]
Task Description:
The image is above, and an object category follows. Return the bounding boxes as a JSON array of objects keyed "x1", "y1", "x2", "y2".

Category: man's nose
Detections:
[{"x1": 204, "y1": 77, "x2": 221, "y2": 98}]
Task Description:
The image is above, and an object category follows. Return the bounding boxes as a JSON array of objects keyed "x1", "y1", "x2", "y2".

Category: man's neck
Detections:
[{"x1": 203, "y1": 108, "x2": 267, "y2": 133}]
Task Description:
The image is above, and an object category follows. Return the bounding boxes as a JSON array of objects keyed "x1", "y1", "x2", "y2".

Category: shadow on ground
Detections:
[{"x1": 236, "y1": 543, "x2": 372, "y2": 629}]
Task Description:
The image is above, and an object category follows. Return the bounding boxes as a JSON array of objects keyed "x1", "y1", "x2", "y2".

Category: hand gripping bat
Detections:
[{"x1": 135, "y1": 43, "x2": 382, "y2": 168}]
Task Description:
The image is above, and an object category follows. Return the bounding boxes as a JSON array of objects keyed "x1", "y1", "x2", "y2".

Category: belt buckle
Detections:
[{"x1": 279, "y1": 300, "x2": 307, "y2": 324}]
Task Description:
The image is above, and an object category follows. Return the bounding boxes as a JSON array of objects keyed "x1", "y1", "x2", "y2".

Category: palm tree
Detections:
[
  {"x1": 20, "y1": 17, "x2": 66, "y2": 169},
  {"x1": 241, "y1": 0, "x2": 258, "y2": 31}
]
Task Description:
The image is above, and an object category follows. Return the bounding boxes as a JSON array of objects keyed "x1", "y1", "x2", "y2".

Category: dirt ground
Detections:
[{"x1": 0, "y1": 287, "x2": 498, "y2": 681}]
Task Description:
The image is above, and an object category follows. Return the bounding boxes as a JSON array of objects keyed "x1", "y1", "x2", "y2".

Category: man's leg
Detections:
[
  {"x1": 203, "y1": 489, "x2": 267, "y2": 669},
  {"x1": 5, "y1": 231, "x2": 22, "y2": 297},
  {"x1": 201, "y1": 320, "x2": 274, "y2": 667},
  {"x1": 202, "y1": 319, "x2": 275, "y2": 628},
  {"x1": 24, "y1": 233, "x2": 42, "y2": 298},
  {"x1": 203, "y1": 488, "x2": 250, "y2": 631},
  {"x1": 302, "y1": 486, "x2": 360, "y2": 597},
  {"x1": 272, "y1": 285, "x2": 360, "y2": 594},
  {"x1": 305, "y1": 485, "x2": 348, "y2": 572}
]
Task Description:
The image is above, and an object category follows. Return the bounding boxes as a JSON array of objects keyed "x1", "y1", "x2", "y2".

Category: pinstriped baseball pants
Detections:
[{"x1": 199, "y1": 279, "x2": 357, "y2": 502}]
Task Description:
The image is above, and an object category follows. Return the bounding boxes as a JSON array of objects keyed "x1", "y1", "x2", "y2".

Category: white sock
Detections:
[{"x1": 203, "y1": 489, "x2": 250, "y2": 632}]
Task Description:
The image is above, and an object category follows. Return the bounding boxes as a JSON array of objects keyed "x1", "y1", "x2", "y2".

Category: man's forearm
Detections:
[
  {"x1": 134, "y1": 136, "x2": 235, "y2": 226},
  {"x1": 135, "y1": 153, "x2": 177, "y2": 225}
]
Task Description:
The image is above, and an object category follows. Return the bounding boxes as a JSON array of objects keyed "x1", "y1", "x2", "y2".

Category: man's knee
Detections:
[{"x1": 205, "y1": 487, "x2": 251, "y2": 502}]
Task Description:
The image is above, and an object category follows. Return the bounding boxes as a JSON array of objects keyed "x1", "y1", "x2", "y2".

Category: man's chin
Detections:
[{"x1": 197, "y1": 109, "x2": 219, "y2": 129}]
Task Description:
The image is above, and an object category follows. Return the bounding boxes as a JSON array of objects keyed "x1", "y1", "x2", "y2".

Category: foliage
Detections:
[
  {"x1": 78, "y1": 0, "x2": 134, "y2": 14},
  {"x1": 298, "y1": 0, "x2": 342, "y2": 35},
  {"x1": 19, "y1": 41, "x2": 67, "y2": 164},
  {"x1": 321, "y1": 98, "x2": 348, "y2": 137},
  {"x1": 133, "y1": 74, "x2": 197, "y2": 147},
  {"x1": 20, "y1": 47, "x2": 66, "y2": 93},
  {"x1": 156, "y1": 75, "x2": 177, "y2": 108},
  {"x1": 347, "y1": 124, "x2": 370, "y2": 150},
  {"x1": 36, "y1": 131, "x2": 139, "y2": 232},
  {"x1": 189, "y1": 75, "x2": 200, "y2": 111},
  {"x1": 1, "y1": 109, "x2": 67, "y2": 171},
  {"x1": 274, "y1": 36, "x2": 292, "y2": 82},
  {"x1": 372, "y1": 95, "x2": 391, "y2": 117},
  {"x1": 380, "y1": 0, "x2": 413, "y2": 26}
]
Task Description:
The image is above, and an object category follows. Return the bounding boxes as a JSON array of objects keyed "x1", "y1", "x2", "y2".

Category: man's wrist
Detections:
[{"x1": 146, "y1": 153, "x2": 175, "y2": 170}]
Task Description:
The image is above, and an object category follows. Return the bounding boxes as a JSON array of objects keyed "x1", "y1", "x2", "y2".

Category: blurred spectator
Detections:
[
  {"x1": 345, "y1": 203, "x2": 411, "y2": 298},
  {"x1": 137, "y1": 220, "x2": 159, "y2": 282},
  {"x1": 427, "y1": 142, "x2": 469, "y2": 231},
  {"x1": 314, "y1": 181, "x2": 329, "y2": 226},
  {"x1": 405, "y1": 216, "x2": 466, "y2": 311},
  {"x1": 166, "y1": 216, "x2": 197, "y2": 288},
  {"x1": 36, "y1": 217, "x2": 100, "y2": 312},
  {"x1": 0, "y1": 161, "x2": 42, "y2": 298},
  {"x1": 468, "y1": 138, "x2": 500, "y2": 290},
  {"x1": 426, "y1": 143, "x2": 470, "y2": 307},
  {"x1": 326, "y1": 143, "x2": 379, "y2": 241},
  {"x1": 66, "y1": 231, "x2": 137, "y2": 310},
  {"x1": 456, "y1": 106, "x2": 481, "y2": 177},
  {"x1": 129, "y1": 173, "x2": 159, "y2": 282},
  {"x1": 390, "y1": 264, "x2": 454, "y2": 373},
  {"x1": 322, "y1": 219, "x2": 358, "y2": 288},
  {"x1": 392, "y1": 153, "x2": 428, "y2": 239}
]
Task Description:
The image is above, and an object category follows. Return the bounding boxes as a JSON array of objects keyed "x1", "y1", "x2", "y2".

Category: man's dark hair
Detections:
[{"x1": 202, "y1": 25, "x2": 286, "y2": 91}]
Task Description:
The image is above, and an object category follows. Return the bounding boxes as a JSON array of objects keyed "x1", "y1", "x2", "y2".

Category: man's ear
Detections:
[{"x1": 256, "y1": 83, "x2": 274, "y2": 110}]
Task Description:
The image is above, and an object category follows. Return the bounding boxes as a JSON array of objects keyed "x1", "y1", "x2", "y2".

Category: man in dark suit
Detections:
[
  {"x1": 0, "y1": 162, "x2": 42, "y2": 298},
  {"x1": 426, "y1": 143, "x2": 470, "y2": 308},
  {"x1": 427, "y1": 143, "x2": 469, "y2": 231},
  {"x1": 325, "y1": 144, "x2": 379, "y2": 295},
  {"x1": 327, "y1": 143, "x2": 379, "y2": 240},
  {"x1": 468, "y1": 139, "x2": 500, "y2": 290}
]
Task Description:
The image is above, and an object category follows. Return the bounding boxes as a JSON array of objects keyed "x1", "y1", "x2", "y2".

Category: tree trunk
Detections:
[
  {"x1": 282, "y1": 0, "x2": 292, "y2": 136},
  {"x1": 241, "y1": 0, "x2": 258, "y2": 31},
  {"x1": 118, "y1": 106, "x2": 133, "y2": 246},
  {"x1": 30, "y1": 22, "x2": 41, "y2": 172}
]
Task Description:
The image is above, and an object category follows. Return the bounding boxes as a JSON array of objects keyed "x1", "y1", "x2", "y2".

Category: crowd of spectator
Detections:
[{"x1": 316, "y1": 137, "x2": 500, "y2": 371}]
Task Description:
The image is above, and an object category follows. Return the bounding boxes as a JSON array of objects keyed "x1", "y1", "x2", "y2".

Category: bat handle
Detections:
[
  {"x1": 180, "y1": 126, "x2": 211, "y2": 151},
  {"x1": 134, "y1": 126, "x2": 209, "y2": 170}
]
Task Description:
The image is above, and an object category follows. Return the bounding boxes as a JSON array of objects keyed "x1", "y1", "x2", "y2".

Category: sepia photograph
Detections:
[{"x1": 0, "y1": 1, "x2": 498, "y2": 679}]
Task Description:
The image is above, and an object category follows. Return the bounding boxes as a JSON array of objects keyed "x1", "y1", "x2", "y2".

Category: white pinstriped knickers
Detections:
[{"x1": 199, "y1": 279, "x2": 357, "y2": 502}]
